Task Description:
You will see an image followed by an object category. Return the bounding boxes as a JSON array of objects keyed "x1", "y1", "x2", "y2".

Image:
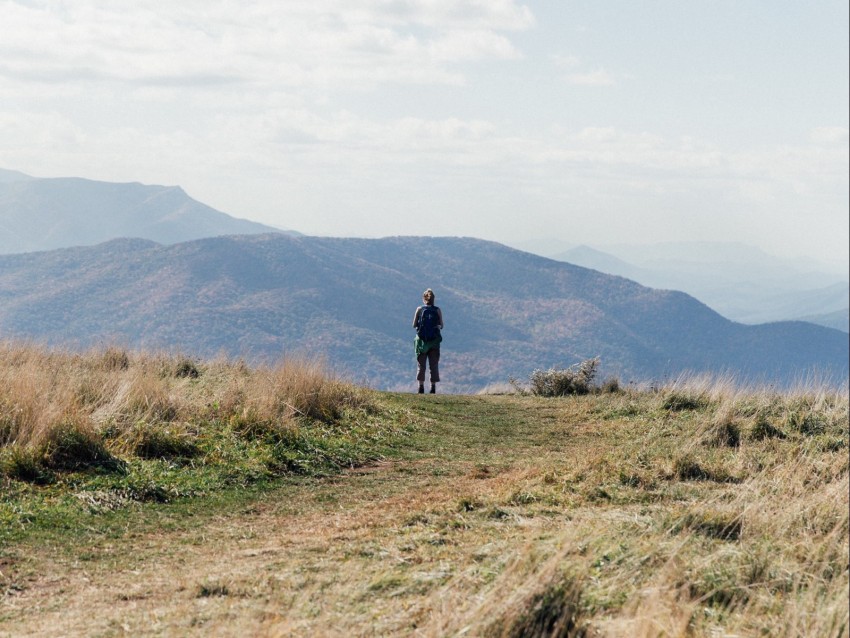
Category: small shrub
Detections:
[
  {"x1": 1, "y1": 447, "x2": 54, "y2": 484},
  {"x1": 197, "y1": 582, "x2": 229, "y2": 598},
  {"x1": 749, "y1": 415, "x2": 786, "y2": 441},
  {"x1": 44, "y1": 422, "x2": 123, "y2": 472},
  {"x1": 598, "y1": 377, "x2": 621, "y2": 394},
  {"x1": 703, "y1": 419, "x2": 741, "y2": 448},
  {"x1": 662, "y1": 391, "x2": 709, "y2": 412},
  {"x1": 457, "y1": 497, "x2": 483, "y2": 512},
  {"x1": 787, "y1": 412, "x2": 826, "y2": 436},
  {"x1": 673, "y1": 455, "x2": 711, "y2": 481},
  {"x1": 174, "y1": 358, "x2": 200, "y2": 379},
  {"x1": 529, "y1": 358, "x2": 599, "y2": 397},
  {"x1": 132, "y1": 425, "x2": 200, "y2": 460}
]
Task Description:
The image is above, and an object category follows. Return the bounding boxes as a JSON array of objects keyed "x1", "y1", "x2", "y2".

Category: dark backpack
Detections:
[{"x1": 417, "y1": 305, "x2": 441, "y2": 341}]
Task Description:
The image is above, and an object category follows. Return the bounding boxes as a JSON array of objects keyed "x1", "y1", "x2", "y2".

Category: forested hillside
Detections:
[{"x1": 0, "y1": 234, "x2": 845, "y2": 390}]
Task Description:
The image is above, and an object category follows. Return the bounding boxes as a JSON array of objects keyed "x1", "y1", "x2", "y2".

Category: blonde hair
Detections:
[{"x1": 422, "y1": 288, "x2": 435, "y2": 304}]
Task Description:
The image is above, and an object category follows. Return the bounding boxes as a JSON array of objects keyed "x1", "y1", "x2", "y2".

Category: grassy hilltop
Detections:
[{"x1": 0, "y1": 344, "x2": 847, "y2": 637}]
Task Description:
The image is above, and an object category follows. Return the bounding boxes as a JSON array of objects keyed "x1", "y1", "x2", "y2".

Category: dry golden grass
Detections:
[
  {"x1": 0, "y1": 341, "x2": 372, "y2": 462},
  {"x1": 0, "y1": 347, "x2": 847, "y2": 637}
]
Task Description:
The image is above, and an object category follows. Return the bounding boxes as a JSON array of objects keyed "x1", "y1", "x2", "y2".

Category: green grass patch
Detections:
[{"x1": 0, "y1": 400, "x2": 415, "y2": 549}]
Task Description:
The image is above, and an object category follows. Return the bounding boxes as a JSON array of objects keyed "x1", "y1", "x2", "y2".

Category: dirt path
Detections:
[
  {"x1": 0, "y1": 396, "x2": 594, "y2": 637},
  {"x1": 3, "y1": 464, "x2": 571, "y2": 637}
]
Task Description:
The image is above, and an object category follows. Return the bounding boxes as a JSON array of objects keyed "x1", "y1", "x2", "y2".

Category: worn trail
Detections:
[{"x1": 1, "y1": 395, "x2": 596, "y2": 637}]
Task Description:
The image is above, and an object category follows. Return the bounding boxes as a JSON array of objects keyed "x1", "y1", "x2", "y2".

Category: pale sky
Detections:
[{"x1": 1, "y1": 1, "x2": 848, "y2": 267}]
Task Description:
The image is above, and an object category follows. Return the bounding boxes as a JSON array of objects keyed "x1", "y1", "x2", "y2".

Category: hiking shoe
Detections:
[
  {"x1": 429, "y1": 386, "x2": 436, "y2": 394},
  {"x1": 418, "y1": 386, "x2": 425, "y2": 394}
]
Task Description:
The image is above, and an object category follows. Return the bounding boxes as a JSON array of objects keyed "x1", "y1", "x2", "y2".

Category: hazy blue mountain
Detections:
[
  {"x1": 601, "y1": 241, "x2": 845, "y2": 279},
  {"x1": 793, "y1": 307, "x2": 849, "y2": 333},
  {"x1": 0, "y1": 235, "x2": 845, "y2": 391},
  {"x1": 506, "y1": 237, "x2": 576, "y2": 258},
  {"x1": 553, "y1": 245, "x2": 650, "y2": 281},
  {"x1": 553, "y1": 242, "x2": 849, "y2": 329},
  {"x1": 0, "y1": 170, "x2": 292, "y2": 254},
  {"x1": 0, "y1": 169, "x2": 35, "y2": 184}
]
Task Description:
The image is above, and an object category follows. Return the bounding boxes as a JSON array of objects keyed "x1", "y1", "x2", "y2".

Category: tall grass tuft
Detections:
[
  {"x1": 495, "y1": 577, "x2": 587, "y2": 638},
  {"x1": 129, "y1": 423, "x2": 200, "y2": 460},
  {"x1": 43, "y1": 419, "x2": 121, "y2": 471},
  {"x1": 0, "y1": 342, "x2": 375, "y2": 480},
  {"x1": 237, "y1": 358, "x2": 368, "y2": 424},
  {"x1": 1, "y1": 446, "x2": 54, "y2": 484}
]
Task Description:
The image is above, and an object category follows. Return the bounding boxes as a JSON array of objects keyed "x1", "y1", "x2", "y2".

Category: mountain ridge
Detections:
[
  {"x1": 554, "y1": 243, "x2": 849, "y2": 330},
  {"x1": 0, "y1": 171, "x2": 291, "y2": 254},
  {"x1": 0, "y1": 234, "x2": 845, "y2": 391},
  {"x1": 5, "y1": 169, "x2": 845, "y2": 334}
]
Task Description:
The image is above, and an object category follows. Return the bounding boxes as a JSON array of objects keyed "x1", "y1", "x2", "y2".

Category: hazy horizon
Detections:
[{"x1": 1, "y1": 1, "x2": 847, "y2": 267}]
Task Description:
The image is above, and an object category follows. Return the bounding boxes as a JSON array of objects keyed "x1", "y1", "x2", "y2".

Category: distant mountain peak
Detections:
[{"x1": 0, "y1": 172, "x2": 296, "y2": 255}]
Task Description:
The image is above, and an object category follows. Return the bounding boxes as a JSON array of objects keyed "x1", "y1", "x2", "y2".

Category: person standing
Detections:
[{"x1": 413, "y1": 288, "x2": 443, "y2": 394}]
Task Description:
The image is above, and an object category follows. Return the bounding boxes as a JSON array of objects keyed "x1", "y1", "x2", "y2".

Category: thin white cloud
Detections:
[
  {"x1": 553, "y1": 54, "x2": 616, "y2": 85},
  {"x1": 810, "y1": 126, "x2": 849, "y2": 145},
  {"x1": 566, "y1": 69, "x2": 615, "y2": 86},
  {"x1": 427, "y1": 29, "x2": 522, "y2": 62},
  {"x1": 371, "y1": 0, "x2": 535, "y2": 30},
  {"x1": 551, "y1": 54, "x2": 581, "y2": 69},
  {"x1": 0, "y1": 1, "x2": 532, "y2": 91},
  {"x1": 3, "y1": 100, "x2": 843, "y2": 194}
]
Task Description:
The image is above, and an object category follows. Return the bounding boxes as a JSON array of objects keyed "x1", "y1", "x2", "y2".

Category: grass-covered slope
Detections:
[
  {"x1": 0, "y1": 235, "x2": 846, "y2": 390},
  {"x1": 0, "y1": 343, "x2": 408, "y2": 522},
  {"x1": 1, "y1": 346, "x2": 847, "y2": 636}
]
